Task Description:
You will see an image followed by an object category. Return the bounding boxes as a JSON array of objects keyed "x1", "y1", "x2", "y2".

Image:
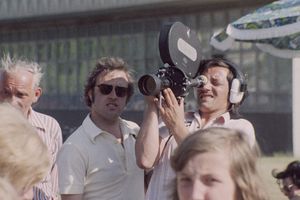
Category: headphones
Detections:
[
  {"x1": 194, "y1": 58, "x2": 248, "y2": 105},
  {"x1": 224, "y1": 60, "x2": 248, "y2": 104}
]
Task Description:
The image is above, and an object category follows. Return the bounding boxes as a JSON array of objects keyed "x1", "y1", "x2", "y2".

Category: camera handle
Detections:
[
  {"x1": 159, "y1": 92, "x2": 162, "y2": 109},
  {"x1": 158, "y1": 92, "x2": 163, "y2": 117},
  {"x1": 157, "y1": 90, "x2": 181, "y2": 115}
]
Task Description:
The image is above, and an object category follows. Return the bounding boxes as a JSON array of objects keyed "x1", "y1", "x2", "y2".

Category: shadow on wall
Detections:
[{"x1": 38, "y1": 109, "x2": 292, "y2": 155}]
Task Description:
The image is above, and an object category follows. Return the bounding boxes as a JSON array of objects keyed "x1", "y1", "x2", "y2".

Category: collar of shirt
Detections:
[
  {"x1": 82, "y1": 114, "x2": 138, "y2": 143},
  {"x1": 27, "y1": 107, "x2": 46, "y2": 132},
  {"x1": 193, "y1": 111, "x2": 230, "y2": 129},
  {"x1": 119, "y1": 120, "x2": 139, "y2": 140},
  {"x1": 82, "y1": 114, "x2": 105, "y2": 143}
]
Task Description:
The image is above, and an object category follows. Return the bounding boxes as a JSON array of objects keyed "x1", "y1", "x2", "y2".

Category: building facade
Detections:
[{"x1": 0, "y1": 0, "x2": 292, "y2": 154}]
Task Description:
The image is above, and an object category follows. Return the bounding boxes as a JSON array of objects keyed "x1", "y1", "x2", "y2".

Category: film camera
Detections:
[{"x1": 138, "y1": 22, "x2": 207, "y2": 97}]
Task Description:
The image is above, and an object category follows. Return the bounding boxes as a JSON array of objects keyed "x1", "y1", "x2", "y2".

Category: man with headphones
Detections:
[
  {"x1": 273, "y1": 161, "x2": 300, "y2": 200},
  {"x1": 136, "y1": 56, "x2": 256, "y2": 200}
]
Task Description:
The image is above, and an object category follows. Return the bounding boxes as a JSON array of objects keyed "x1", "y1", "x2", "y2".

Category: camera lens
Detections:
[{"x1": 138, "y1": 74, "x2": 162, "y2": 96}]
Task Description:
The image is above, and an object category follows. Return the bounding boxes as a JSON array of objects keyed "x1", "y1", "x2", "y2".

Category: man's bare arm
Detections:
[{"x1": 135, "y1": 97, "x2": 162, "y2": 169}]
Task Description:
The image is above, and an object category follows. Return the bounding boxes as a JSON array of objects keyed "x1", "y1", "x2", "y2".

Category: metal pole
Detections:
[{"x1": 293, "y1": 58, "x2": 300, "y2": 156}]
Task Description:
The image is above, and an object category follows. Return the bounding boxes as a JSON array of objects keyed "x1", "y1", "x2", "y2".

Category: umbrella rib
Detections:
[{"x1": 226, "y1": 21, "x2": 300, "y2": 40}]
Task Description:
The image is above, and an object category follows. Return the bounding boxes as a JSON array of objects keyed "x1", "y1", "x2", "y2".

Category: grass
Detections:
[{"x1": 258, "y1": 155, "x2": 298, "y2": 200}]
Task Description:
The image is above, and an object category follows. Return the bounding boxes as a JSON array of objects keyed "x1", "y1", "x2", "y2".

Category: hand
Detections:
[{"x1": 157, "y1": 88, "x2": 185, "y2": 133}]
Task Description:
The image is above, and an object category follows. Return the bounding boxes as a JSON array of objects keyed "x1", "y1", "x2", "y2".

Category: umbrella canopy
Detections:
[{"x1": 210, "y1": 0, "x2": 300, "y2": 58}]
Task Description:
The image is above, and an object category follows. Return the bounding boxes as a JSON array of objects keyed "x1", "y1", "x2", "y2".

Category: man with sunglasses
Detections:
[
  {"x1": 57, "y1": 57, "x2": 144, "y2": 200},
  {"x1": 273, "y1": 160, "x2": 300, "y2": 200}
]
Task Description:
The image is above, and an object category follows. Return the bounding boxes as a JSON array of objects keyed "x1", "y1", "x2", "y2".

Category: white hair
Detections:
[{"x1": 1, "y1": 54, "x2": 43, "y2": 88}]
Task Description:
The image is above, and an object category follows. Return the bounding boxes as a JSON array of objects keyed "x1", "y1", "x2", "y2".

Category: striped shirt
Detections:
[
  {"x1": 28, "y1": 108, "x2": 63, "y2": 200},
  {"x1": 146, "y1": 111, "x2": 255, "y2": 200}
]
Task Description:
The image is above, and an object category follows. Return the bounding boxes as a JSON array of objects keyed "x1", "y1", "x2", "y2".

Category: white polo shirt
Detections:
[{"x1": 58, "y1": 115, "x2": 144, "y2": 200}]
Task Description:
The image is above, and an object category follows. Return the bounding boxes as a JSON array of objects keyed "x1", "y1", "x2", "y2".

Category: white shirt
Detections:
[{"x1": 58, "y1": 114, "x2": 144, "y2": 200}]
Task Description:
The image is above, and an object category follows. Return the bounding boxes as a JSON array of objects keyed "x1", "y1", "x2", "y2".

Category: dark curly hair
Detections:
[{"x1": 84, "y1": 57, "x2": 134, "y2": 107}]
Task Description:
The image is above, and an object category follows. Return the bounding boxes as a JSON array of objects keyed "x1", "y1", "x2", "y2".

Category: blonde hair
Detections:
[
  {"x1": 0, "y1": 177, "x2": 20, "y2": 200},
  {"x1": 171, "y1": 127, "x2": 269, "y2": 200},
  {"x1": 0, "y1": 103, "x2": 50, "y2": 193},
  {"x1": 1, "y1": 54, "x2": 43, "y2": 88}
]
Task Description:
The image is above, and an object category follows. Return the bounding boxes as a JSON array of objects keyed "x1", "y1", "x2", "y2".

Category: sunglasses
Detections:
[{"x1": 97, "y1": 84, "x2": 128, "y2": 98}]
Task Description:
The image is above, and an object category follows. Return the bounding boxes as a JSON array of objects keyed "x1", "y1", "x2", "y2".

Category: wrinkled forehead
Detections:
[
  {"x1": 202, "y1": 66, "x2": 230, "y2": 79},
  {"x1": 1, "y1": 69, "x2": 35, "y2": 87},
  {"x1": 202, "y1": 65, "x2": 230, "y2": 73},
  {"x1": 4, "y1": 67, "x2": 34, "y2": 76},
  {"x1": 6, "y1": 68, "x2": 34, "y2": 78}
]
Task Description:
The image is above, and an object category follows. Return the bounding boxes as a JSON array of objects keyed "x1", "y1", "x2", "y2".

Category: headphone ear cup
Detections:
[{"x1": 229, "y1": 78, "x2": 244, "y2": 104}]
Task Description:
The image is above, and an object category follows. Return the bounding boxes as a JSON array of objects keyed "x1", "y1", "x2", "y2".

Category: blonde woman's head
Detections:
[
  {"x1": 171, "y1": 127, "x2": 268, "y2": 200},
  {"x1": 0, "y1": 103, "x2": 50, "y2": 198}
]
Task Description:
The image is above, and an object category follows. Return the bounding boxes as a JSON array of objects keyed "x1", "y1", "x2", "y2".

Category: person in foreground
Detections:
[
  {"x1": 0, "y1": 103, "x2": 50, "y2": 200},
  {"x1": 57, "y1": 57, "x2": 144, "y2": 200},
  {"x1": 272, "y1": 160, "x2": 300, "y2": 200},
  {"x1": 0, "y1": 55, "x2": 62, "y2": 200},
  {"x1": 136, "y1": 57, "x2": 256, "y2": 200},
  {"x1": 171, "y1": 127, "x2": 268, "y2": 200}
]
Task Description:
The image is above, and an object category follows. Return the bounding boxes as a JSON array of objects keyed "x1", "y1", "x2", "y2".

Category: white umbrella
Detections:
[
  {"x1": 210, "y1": 0, "x2": 300, "y2": 58},
  {"x1": 210, "y1": 0, "x2": 300, "y2": 156}
]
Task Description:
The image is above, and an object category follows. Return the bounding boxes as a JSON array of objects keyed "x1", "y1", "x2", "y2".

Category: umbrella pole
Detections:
[{"x1": 293, "y1": 58, "x2": 300, "y2": 156}]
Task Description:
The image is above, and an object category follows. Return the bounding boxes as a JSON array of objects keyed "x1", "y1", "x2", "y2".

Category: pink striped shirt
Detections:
[{"x1": 28, "y1": 108, "x2": 63, "y2": 200}]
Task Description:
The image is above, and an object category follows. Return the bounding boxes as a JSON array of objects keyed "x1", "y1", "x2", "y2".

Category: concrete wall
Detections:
[{"x1": 0, "y1": 0, "x2": 272, "y2": 21}]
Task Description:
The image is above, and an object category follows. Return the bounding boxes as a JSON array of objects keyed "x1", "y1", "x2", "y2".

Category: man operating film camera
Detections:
[{"x1": 135, "y1": 21, "x2": 256, "y2": 200}]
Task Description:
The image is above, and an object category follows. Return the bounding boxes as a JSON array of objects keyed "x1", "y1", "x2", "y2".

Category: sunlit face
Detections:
[
  {"x1": 89, "y1": 70, "x2": 129, "y2": 122},
  {"x1": 177, "y1": 151, "x2": 236, "y2": 200},
  {"x1": 195, "y1": 66, "x2": 230, "y2": 114},
  {"x1": 0, "y1": 69, "x2": 41, "y2": 117}
]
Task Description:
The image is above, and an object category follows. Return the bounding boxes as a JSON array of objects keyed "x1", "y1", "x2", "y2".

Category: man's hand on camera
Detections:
[{"x1": 158, "y1": 88, "x2": 185, "y2": 133}]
